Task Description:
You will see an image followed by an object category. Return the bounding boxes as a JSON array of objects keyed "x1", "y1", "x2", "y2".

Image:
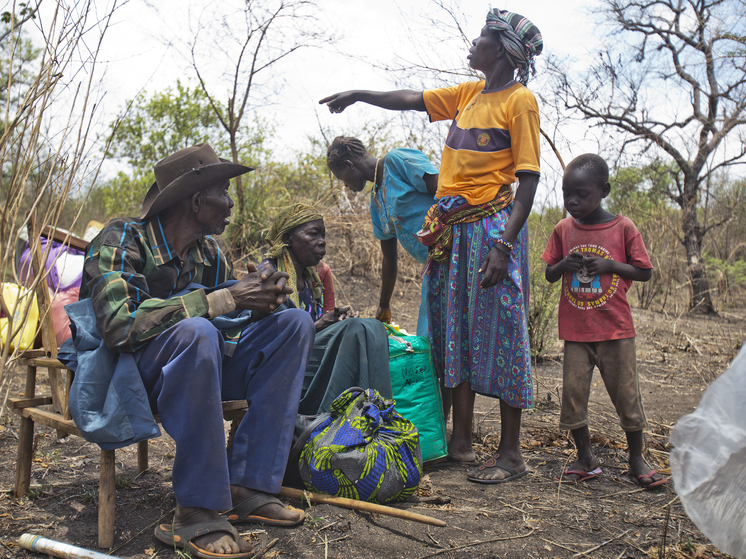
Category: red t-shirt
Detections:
[
  {"x1": 317, "y1": 261, "x2": 335, "y2": 313},
  {"x1": 541, "y1": 215, "x2": 652, "y2": 342}
]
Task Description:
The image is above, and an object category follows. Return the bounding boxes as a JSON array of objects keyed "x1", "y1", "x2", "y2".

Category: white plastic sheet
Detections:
[{"x1": 670, "y1": 343, "x2": 746, "y2": 558}]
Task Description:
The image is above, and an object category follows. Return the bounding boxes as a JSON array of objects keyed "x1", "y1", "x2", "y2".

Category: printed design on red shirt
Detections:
[{"x1": 565, "y1": 243, "x2": 620, "y2": 310}]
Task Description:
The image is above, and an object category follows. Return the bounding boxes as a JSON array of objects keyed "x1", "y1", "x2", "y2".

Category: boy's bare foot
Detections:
[
  {"x1": 229, "y1": 486, "x2": 304, "y2": 525},
  {"x1": 629, "y1": 457, "x2": 667, "y2": 488},
  {"x1": 467, "y1": 452, "x2": 528, "y2": 483},
  {"x1": 173, "y1": 506, "x2": 252, "y2": 555},
  {"x1": 627, "y1": 431, "x2": 667, "y2": 488}
]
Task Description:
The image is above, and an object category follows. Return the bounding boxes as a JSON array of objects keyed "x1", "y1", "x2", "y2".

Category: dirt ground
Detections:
[{"x1": 0, "y1": 265, "x2": 744, "y2": 559}]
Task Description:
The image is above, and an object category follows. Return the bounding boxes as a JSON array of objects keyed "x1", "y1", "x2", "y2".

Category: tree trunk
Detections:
[
  {"x1": 230, "y1": 133, "x2": 245, "y2": 218},
  {"x1": 681, "y1": 186, "x2": 716, "y2": 314}
]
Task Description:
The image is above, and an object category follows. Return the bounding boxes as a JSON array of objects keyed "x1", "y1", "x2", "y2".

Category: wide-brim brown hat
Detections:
[{"x1": 140, "y1": 143, "x2": 254, "y2": 219}]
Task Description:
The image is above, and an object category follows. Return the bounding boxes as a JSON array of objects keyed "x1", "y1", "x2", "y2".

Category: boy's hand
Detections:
[
  {"x1": 581, "y1": 256, "x2": 615, "y2": 276},
  {"x1": 559, "y1": 251, "x2": 585, "y2": 272}
]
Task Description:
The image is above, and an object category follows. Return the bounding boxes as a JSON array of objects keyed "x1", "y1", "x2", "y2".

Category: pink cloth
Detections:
[
  {"x1": 541, "y1": 215, "x2": 652, "y2": 342},
  {"x1": 317, "y1": 261, "x2": 335, "y2": 313},
  {"x1": 51, "y1": 287, "x2": 79, "y2": 345}
]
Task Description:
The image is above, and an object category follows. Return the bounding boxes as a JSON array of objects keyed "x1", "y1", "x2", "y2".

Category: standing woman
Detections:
[{"x1": 320, "y1": 9, "x2": 542, "y2": 482}]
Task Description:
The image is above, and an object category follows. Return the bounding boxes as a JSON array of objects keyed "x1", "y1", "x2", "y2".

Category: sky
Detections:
[{"x1": 27, "y1": 0, "x2": 603, "y2": 203}]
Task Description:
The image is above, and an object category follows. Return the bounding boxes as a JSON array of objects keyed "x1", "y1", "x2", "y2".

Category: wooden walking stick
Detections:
[{"x1": 279, "y1": 486, "x2": 447, "y2": 527}]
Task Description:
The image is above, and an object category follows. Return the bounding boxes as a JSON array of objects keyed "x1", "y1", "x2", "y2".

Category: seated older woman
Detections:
[{"x1": 264, "y1": 203, "x2": 392, "y2": 414}]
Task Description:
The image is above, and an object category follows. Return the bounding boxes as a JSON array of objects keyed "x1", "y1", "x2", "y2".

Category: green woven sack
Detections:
[{"x1": 386, "y1": 325, "x2": 448, "y2": 462}]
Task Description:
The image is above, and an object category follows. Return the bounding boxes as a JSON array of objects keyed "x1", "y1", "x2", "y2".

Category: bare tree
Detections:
[
  {"x1": 189, "y1": 0, "x2": 334, "y2": 221},
  {"x1": 0, "y1": 0, "x2": 121, "y2": 410},
  {"x1": 548, "y1": 0, "x2": 746, "y2": 314}
]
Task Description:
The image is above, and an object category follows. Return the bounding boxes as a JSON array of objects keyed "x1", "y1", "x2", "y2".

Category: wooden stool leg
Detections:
[
  {"x1": 98, "y1": 449, "x2": 116, "y2": 548},
  {"x1": 15, "y1": 364, "x2": 37, "y2": 498},
  {"x1": 226, "y1": 418, "x2": 239, "y2": 455},
  {"x1": 14, "y1": 416, "x2": 34, "y2": 497},
  {"x1": 137, "y1": 440, "x2": 148, "y2": 474}
]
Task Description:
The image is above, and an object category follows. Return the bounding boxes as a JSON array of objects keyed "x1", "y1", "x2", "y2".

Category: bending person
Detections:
[
  {"x1": 264, "y1": 203, "x2": 392, "y2": 414},
  {"x1": 320, "y1": 9, "x2": 542, "y2": 482},
  {"x1": 326, "y1": 136, "x2": 438, "y2": 337}
]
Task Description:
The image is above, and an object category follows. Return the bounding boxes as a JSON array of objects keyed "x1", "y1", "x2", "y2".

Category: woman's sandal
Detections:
[{"x1": 467, "y1": 453, "x2": 530, "y2": 485}]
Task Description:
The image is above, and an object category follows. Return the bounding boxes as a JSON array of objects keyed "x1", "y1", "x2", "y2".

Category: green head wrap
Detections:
[{"x1": 265, "y1": 203, "x2": 325, "y2": 308}]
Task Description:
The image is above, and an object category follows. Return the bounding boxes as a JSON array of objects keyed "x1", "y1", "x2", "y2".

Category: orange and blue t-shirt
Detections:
[{"x1": 423, "y1": 80, "x2": 541, "y2": 204}]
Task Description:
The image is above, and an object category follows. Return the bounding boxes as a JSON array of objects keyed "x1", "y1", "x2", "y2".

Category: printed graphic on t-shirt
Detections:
[{"x1": 565, "y1": 244, "x2": 620, "y2": 310}]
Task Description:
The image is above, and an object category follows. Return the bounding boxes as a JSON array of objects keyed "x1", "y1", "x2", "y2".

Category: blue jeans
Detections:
[{"x1": 135, "y1": 309, "x2": 314, "y2": 510}]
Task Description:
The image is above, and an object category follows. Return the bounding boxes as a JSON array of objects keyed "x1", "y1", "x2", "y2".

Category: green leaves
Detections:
[
  {"x1": 108, "y1": 81, "x2": 224, "y2": 174},
  {"x1": 1, "y1": 3, "x2": 37, "y2": 25}
]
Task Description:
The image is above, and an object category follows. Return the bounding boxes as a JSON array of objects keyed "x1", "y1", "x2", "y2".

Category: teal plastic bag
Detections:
[{"x1": 386, "y1": 325, "x2": 448, "y2": 462}]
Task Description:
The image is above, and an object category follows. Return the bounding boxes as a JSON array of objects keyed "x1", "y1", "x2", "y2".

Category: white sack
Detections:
[{"x1": 670, "y1": 343, "x2": 746, "y2": 558}]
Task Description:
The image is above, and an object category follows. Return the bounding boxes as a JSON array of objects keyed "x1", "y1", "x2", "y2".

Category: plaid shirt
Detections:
[{"x1": 79, "y1": 215, "x2": 233, "y2": 353}]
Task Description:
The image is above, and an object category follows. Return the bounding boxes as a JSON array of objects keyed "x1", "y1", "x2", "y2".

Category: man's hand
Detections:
[
  {"x1": 375, "y1": 307, "x2": 392, "y2": 324},
  {"x1": 228, "y1": 270, "x2": 293, "y2": 313},
  {"x1": 255, "y1": 259, "x2": 277, "y2": 280},
  {"x1": 479, "y1": 247, "x2": 510, "y2": 288}
]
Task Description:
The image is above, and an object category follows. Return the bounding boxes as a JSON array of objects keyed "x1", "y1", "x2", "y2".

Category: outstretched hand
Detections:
[
  {"x1": 319, "y1": 91, "x2": 357, "y2": 114},
  {"x1": 228, "y1": 268, "x2": 293, "y2": 313}
]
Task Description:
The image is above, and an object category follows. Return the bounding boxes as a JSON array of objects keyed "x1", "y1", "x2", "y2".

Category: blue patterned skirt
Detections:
[{"x1": 426, "y1": 198, "x2": 533, "y2": 409}]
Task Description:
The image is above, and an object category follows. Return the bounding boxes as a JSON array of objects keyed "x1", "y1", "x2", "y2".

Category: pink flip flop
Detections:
[
  {"x1": 635, "y1": 469, "x2": 668, "y2": 490},
  {"x1": 559, "y1": 466, "x2": 602, "y2": 483}
]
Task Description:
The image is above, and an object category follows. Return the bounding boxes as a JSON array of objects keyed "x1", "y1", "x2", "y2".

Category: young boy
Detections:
[{"x1": 541, "y1": 154, "x2": 667, "y2": 488}]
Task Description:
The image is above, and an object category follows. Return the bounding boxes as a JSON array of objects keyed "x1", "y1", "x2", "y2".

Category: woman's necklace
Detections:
[{"x1": 372, "y1": 158, "x2": 381, "y2": 189}]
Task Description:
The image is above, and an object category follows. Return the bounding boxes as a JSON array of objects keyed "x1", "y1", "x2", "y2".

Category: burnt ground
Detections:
[{"x1": 0, "y1": 266, "x2": 744, "y2": 559}]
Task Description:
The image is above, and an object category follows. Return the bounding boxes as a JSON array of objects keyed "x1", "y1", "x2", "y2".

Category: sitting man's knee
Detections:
[
  {"x1": 274, "y1": 308, "x2": 314, "y2": 343},
  {"x1": 171, "y1": 316, "x2": 221, "y2": 342}
]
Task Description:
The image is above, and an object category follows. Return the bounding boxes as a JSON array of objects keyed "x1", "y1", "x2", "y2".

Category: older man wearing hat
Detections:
[{"x1": 74, "y1": 144, "x2": 313, "y2": 557}]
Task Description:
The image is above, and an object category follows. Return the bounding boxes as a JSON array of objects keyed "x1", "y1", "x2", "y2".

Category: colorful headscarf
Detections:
[
  {"x1": 485, "y1": 9, "x2": 543, "y2": 85},
  {"x1": 265, "y1": 203, "x2": 325, "y2": 308}
]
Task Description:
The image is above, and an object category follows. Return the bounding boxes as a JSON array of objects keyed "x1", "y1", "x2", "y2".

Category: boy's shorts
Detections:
[{"x1": 559, "y1": 337, "x2": 647, "y2": 432}]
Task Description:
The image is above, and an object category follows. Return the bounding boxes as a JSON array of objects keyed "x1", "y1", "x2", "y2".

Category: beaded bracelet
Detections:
[
  {"x1": 493, "y1": 237, "x2": 514, "y2": 254},
  {"x1": 493, "y1": 243, "x2": 511, "y2": 256}
]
